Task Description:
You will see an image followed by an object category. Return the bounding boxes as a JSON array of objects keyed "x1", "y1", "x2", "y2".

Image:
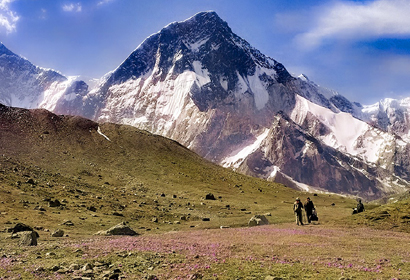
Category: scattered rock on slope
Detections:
[
  {"x1": 95, "y1": 222, "x2": 138, "y2": 236},
  {"x1": 248, "y1": 215, "x2": 269, "y2": 227}
]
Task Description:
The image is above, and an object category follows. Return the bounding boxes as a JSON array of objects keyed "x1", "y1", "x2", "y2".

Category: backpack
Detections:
[{"x1": 310, "y1": 209, "x2": 318, "y2": 221}]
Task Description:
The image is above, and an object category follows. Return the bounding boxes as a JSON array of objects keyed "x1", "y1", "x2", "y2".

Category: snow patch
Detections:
[
  {"x1": 219, "y1": 76, "x2": 228, "y2": 91},
  {"x1": 222, "y1": 129, "x2": 270, "y2": 169},
  {"x1": 192, "y1": 61, "x2": 211, "y2": 86},
  {"x1": 186, "y1": 37, "x2": 210, "y2": 52},
  {"x1": 97, "y1": 126, "x2": 111, "y2": 141}
]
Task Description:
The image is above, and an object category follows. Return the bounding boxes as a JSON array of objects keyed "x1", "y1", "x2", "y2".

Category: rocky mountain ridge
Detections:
[{"x1": 1, "y1": 12, "x2": 410, "y2": 199}]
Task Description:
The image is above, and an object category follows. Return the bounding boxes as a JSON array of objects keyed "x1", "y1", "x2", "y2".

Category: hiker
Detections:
[
  {"x1": 356, "y1": 199, "x2": 365, "y2": 213},
  {"x1": 304, "y1": 197, "x2": 315, "y2": 223},
  {"x1": 352, "y1": 198, "x2": 365, "y2": 214},
  {"x1": 293, "y1": 197, "x2": 304, "y2": 225}
]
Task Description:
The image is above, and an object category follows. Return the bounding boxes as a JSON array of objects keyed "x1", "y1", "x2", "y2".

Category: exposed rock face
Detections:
[{"x1": 237, "y1": 113, "x2": 403, "y2": 199}]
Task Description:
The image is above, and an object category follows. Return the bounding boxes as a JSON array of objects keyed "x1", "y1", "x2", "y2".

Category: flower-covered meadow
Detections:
[{"x1": 2, "y1": 223, "x2": 409, "y2": 279}]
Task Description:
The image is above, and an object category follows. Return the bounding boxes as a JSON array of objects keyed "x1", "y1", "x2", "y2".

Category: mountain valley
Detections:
[{"x1": 3, "y1": 7, "x2": 410, "y2": 280}]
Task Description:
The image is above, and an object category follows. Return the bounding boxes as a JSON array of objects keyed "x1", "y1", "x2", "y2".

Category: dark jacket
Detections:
[
  {"x1": 357, "y1": 202, "x2": 364, "y2": 213},
  {"x1": 304, "y1": 200, "x2": 315, "y2": 213}
]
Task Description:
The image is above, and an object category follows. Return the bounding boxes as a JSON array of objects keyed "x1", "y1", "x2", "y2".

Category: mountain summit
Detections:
[
  {"x1": 0, "y1": 43, "x2": 88, "y2": 114},
  {"x1": 1, "y1": 12, "x2": 410, "y2": 199},
  {"x1": 83, "y1": 11, "x2": 295, "y2": 118}
]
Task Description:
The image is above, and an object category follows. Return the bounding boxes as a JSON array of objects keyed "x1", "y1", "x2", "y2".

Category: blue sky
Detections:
[{"x1": 1, "y1": 0, "x2": 410, "y2": 104}]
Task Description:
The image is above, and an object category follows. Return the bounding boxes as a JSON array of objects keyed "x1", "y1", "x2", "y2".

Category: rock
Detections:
[
  {"x1": 26, "y1": 178, "x2": 35, "y2": 185},
  {"x1": 10, "y1": 223, "x2": 36, "y2": 234},
  {"x1": 205, "y1": 193, "x2": 216, "y2": 200},
  {"x1": 19, "y1": 231, "x2": 38, "y2": 246},
  {"x1": 202, "y1": 218, "x2": 210, "y2": 221},
  {"x1": 189, "y1": 273, "x2": 203, "y2": 280},
  {"x1": 69, "y1": 263, "x2": 80, "y2": 271},
  {"x1": 48, "y1": 199, "x2": 61, "y2": 207},
  {"x1": 112, "y1": 212, "x2": 124, "y2": 217},
  {"x1": 265, "y1": 276, "x2": 283, "y2": 280},
  {"x1": 56, "y1": 268, "x2": 69, "y2": 274},
  {"x1": 95, "y1": 222, "x2": 138, "y2": 236},
  {"x1": 34, "y1": 206, "x2": 46, "y2": 211},
  {"x1": 50, "y1": 265, "x2": 60, "y2": 271},
  {"x1": 51, "y1": 229, "x2": 64, "y2": 237},
  {"x1": 109, "y1": 273, "x2": 120, "y2": 280},
  {"x1": 152, "y1": 217, "x2": 158, "y2": 223},
  {"x1": 248, "y1": 215, "x2": 269, "y2": 227},
  {"x1": 87, "y1": 206, "x2": 97, "y2": 212},
  {"x1": 61, "y1": 220, "x2": 74, "y2": 226},
  {"x1": 82, "y1": 263, "x2": 93, "y2": 271}
]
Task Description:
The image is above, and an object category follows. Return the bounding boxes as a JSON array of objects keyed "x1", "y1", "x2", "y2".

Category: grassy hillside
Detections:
[{"x1": 4, "y1": 105, "x2": 410, "y2": 279}]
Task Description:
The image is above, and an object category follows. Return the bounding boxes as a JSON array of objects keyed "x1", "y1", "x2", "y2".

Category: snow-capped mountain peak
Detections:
[{"x1": 2, "y1": 12, "x2": 410, "y2": 199}]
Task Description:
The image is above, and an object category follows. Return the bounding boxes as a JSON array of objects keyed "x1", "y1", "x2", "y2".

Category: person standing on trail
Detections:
[
  {"x1": 293, "y1": 197, "x2": 304, "y2": 226},
  {"x1": 304, "y1": 197, "x2": 315, "y2": 224}
]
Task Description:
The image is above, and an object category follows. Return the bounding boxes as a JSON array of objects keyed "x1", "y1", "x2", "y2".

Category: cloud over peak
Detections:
[
  {"x1": 0, "y1": 0, "x2": 19, "y2": 33},
  {"x1": 297, "y1": 0, "x2": 410, "y2": 49}
]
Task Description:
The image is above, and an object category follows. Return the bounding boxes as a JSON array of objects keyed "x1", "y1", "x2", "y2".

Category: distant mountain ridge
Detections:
[
  {"x1": 0, "y1": 42, "x2": 90, "y2": 115},
  {"x1": 1, "y1": 12, "x2": 410, "y2": 199}
]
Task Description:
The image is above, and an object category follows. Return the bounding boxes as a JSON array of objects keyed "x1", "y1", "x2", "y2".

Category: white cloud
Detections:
[
  {"x1": 296, "y1": 0, "x2": 410, "y2": 49},
  {"x1": 63, "y1": 2, "x2": 82, "y2": 13},
  {"x1": 40, "y1": 8, "x2": 47, "y2": 19},
  {"x1": 0, "y1": 0, "x2": 19, "y2": 33},
  {"x1": 97, "y1": 0, "x2": 115, "y2": 6}
]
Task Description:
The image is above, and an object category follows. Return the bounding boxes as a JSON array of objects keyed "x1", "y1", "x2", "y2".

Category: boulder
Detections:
[
  {"x1": 10, "y1": 223, "x2": 36, "y2": 234},
  {"x1": 96, "y1": 222, "x2": 138, "y2": 236},
  {"x1": 248, "y1": 215, "x2": 269, "y2": 227},
  {"x1": 205, "y1": 193, "x2": 216, "y2": 200},
  {"x1": 19, "y1": 231, "x2": 38, "y2": 246},
  {"x1": 48, "y1": 199, "x2": 61, "y2": 207},
  {"x1": 51, "y1": 229, "x2": 64, "y2": 237}
]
